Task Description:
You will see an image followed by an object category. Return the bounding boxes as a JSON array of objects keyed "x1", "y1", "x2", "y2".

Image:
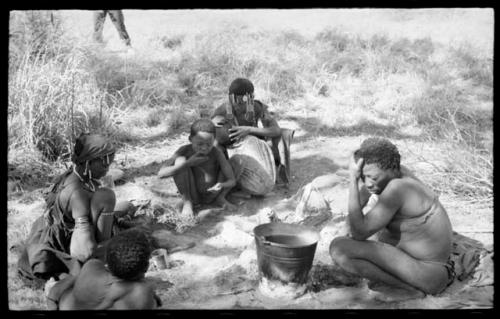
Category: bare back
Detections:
[{"x1": 58, "y1": 259, "x2": 156, "y2": 310}]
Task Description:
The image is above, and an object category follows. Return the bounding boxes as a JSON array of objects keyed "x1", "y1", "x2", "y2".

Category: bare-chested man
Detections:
[{"x1": 329, "y1": 137, "x2": 454, "y2": 296}]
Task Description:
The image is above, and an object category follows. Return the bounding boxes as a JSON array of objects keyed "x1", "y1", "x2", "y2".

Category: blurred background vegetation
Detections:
[{"x1": 8, "y1": 9, "x2": 492, "y2": 200}]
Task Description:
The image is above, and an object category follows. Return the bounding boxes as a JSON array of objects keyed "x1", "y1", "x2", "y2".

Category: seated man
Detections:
[
  {"x1": 45, "y1": 229, "x2": 161, "y2": 310},
  {"x1": 329, "y1": 137, "x2": 454, "y2": 296},
  {"x1": 211, "y1": 78, "x2": 294, "y2": 196}
]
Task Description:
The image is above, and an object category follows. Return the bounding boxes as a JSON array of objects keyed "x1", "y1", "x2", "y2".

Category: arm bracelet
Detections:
[{"x1": 74, "y1": 216, "x2": 91, "y2": 230}]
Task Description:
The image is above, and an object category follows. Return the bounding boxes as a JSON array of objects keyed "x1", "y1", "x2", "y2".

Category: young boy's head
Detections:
[
  {"x1": 354, "y1": 137, "x2": 401, "y2": 194},
  {"x1": 105, "y1": 229, "x2": 152, "y2": 281},
  {"x1": 189, "y1": 118, "x2": 216, "y2": 155}
]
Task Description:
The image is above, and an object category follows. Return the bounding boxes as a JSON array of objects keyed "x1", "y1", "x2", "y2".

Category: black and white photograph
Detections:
[{"x1": 7, "y1": 8, "x2": 493, "y2": 310}]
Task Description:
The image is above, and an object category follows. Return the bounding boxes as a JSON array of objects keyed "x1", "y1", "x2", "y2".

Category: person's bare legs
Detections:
[
  {"x1": 213, "y1": 171, "x2": 237, "y2": 210},
  {"x1": 214, "y1": 192, "x2": 237, "y2": 210},
  {"x1": 329, "y1": 236, "x2": 449, "y2": 295},
  {"x1": 107, "y1": 10, "x2": 131, "y2": 46},
  {"x1": 93, "y1": 10, "x2": 107, "y2": 43},
  {"x1": 172, "y1": 157, "x2": 199, "y2": 219},
  {"x1": 91, "y1": 187, "x2": 116, "y2": 243}
]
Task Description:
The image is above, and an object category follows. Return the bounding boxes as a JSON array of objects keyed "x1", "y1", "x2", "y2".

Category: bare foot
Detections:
[
  {"x1": 181, "y1": 200, "x2": 194, "y2": 219},
  {"x1": 174, "y1": 200, "x2": 183, "y2": 211},
  {"x1": 215, "y1": 197, "x2": 238, "y2": 211},
  {"x1": 44, "y1": 277, "x2": 58, "y2": 297},
  {"x1": 367, "y1": 281, "x2": 426, "y2": 302}
]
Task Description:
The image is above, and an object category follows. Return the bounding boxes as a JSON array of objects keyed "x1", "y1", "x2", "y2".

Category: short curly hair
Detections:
[
  {"x1": 354, "y1": 137, "x2": 401, "y2": 171},
  {"x1": 105, "y1": 229, "x2": 152, "y2": 280},
  {"x1": 190, "y1": 118, "x2": 216, "y2": 138}
]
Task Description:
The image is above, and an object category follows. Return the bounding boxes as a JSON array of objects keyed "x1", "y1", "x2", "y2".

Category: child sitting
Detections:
[
  {"x1": 158, "y1": 118, "x2": 237, "y2": 218},
  {"x1": 45, "y1": 228, "x2": 161, "y2": 310}
]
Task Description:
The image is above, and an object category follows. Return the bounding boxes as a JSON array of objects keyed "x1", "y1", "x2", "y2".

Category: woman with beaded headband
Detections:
[
  {"x1": 211, "y1": 78, "x2": 295, "y2": 196},
  {"x1": 17, "y1": 133, "x2": 121, "y2": 289}
]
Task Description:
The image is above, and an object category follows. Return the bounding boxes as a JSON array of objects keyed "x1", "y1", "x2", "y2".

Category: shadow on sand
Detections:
[{"x1": 284, "y1": 115, "x2": 422, "y2": 144}]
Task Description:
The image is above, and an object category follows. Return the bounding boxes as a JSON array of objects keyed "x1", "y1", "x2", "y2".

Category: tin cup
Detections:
[{"x1": 151, "y1": 249, "x2": 169, "y2": 270}]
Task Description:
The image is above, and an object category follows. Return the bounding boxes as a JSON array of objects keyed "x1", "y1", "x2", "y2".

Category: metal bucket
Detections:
[{"x1": 253, "y1": 222, "x2": 320, "y2": 285}]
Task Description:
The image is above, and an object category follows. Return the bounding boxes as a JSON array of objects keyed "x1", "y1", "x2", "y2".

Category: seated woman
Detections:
[
  {"x1": 211, "y1": 78, "x2": 294, "y2": 196},
  {"x1": 329, "y1": 137, "x2": 454, "y2": 296},
  {"x1": 45, "y1": 229, "x2": 161, "y2": 310},
  {"x1": 17, "y1": 133, "x2": 122, "y2": 288}
]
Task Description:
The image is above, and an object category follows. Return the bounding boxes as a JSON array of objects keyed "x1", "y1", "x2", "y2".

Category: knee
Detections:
[
  {"x1": 91, "y1": 187, "x2": 116, "y2": 212},
  {"x1": 175, "y1": 157, "x2": 186, "y2": 165},
  {"x1": 329, "y1": 236, "x2": 352, "y2": 265},
  {"x1": 420, "y1": 270, "x2": 450, "y2": 295},
  {"x1": 114, "y1": 200, "x2": 135, "y2": 218}
]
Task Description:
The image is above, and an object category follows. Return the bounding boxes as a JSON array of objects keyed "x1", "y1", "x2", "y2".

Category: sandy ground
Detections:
[
  {"x1": 10, "y1": 126, "x2": 493, "y2": 309},
  {"x1": 110, "y1": 128, "x2": 494, "y2": 309}
]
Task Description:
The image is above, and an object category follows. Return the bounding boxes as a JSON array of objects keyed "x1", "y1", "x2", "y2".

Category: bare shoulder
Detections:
[
  {"x1": 175, "y1": 144, "x2": 194, "y2": 156},
  {"x1": 66, "y1": 186, "x2": 92, "y2": 209},
  {"x1": 383, "y1": 178, "x2": 407, "y2": 194},
  {"x1": 212, "y1": 146, "x2": 226, "y2": 160},
  {"x1": 212, "y1": 103, "x2": 227, "y2": 117}
]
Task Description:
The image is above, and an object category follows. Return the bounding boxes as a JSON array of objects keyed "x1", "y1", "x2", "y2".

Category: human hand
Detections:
[
  {"x1": 154, "y1": 293, "x2": 163, "y2": 307},
  {"x1": 44, "y1": 277, "x2": 58, "y2": 297},
  {"x1": 212, "y1": 116, "x2": 227, "y2": 128},
  {"x1": 229, "y1": 126, "x2": 252, "y2": 141},
  {"x1": 70, "y1": 228, "x2": 96, "y2": 262},
  {"x1": 186, "y1": 152, "x2": 210, "y2": 167},
  {"x1": 349, "y1": 156, "x2": 364, "y2": 180},
  {"x1": 207, "y1": 183, "x2": 223, "y2": 193}
]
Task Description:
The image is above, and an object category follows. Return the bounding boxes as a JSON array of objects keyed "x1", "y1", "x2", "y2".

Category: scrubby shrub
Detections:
[
  {"x1": 9, "y1": 11, "x2": 68, "y2": 73},
  {"x1": 315, "y1": 28, "x2": 350, "y2": 52},
  {"x1": 368, "y1": 34, "x2": 390, "y2": 50},
  {"x1": 274, "y1": 30, "x2": 308, "y2": 47},
  {"x1": 161, "y1": 34, "x2": 184, "y2": 49},
  {"x1": 145, "y1": 108, "x2": 168, "y2": 127},
  {"x1": 9, "y1": 46, "x2": 101, "y2": 162},
  {"x1": 165, "y1": 105, "x2": 193, "y2": 135},
  {"x1": 328, "y1": 54, "x2": 366, "y2": 76},
  {"x1": 411, "y1": 37, "x2": 434, "y2": 60},
  {"x1": 268, "y1": 67, "x2": 305, "y2": 99},
  {"x1": 450, "y1": 44, "x2": 493, "y2": 87}
]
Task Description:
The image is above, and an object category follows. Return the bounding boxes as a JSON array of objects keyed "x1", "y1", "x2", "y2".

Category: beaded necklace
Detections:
[{"x1": 73, "y1": 164, "x2": 97, "y2": 192}]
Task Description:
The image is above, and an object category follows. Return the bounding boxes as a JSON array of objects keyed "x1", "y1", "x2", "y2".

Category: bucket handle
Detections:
[{"x1": 257, "y1": 235, "x2": 282, "y2": 247}]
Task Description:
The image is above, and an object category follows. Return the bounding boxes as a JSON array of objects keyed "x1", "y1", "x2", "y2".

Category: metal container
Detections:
[
  {"x1": 253, "y1": 222, "x2": 320, "y2": 284},
  {"x1": 151, "y1": 249, "x2": 169, "y2": 270}
]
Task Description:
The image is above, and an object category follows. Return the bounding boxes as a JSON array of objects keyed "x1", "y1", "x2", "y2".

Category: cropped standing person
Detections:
[{"x1": 93, "y1": 10, "x2": 132, "y2": 47}]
